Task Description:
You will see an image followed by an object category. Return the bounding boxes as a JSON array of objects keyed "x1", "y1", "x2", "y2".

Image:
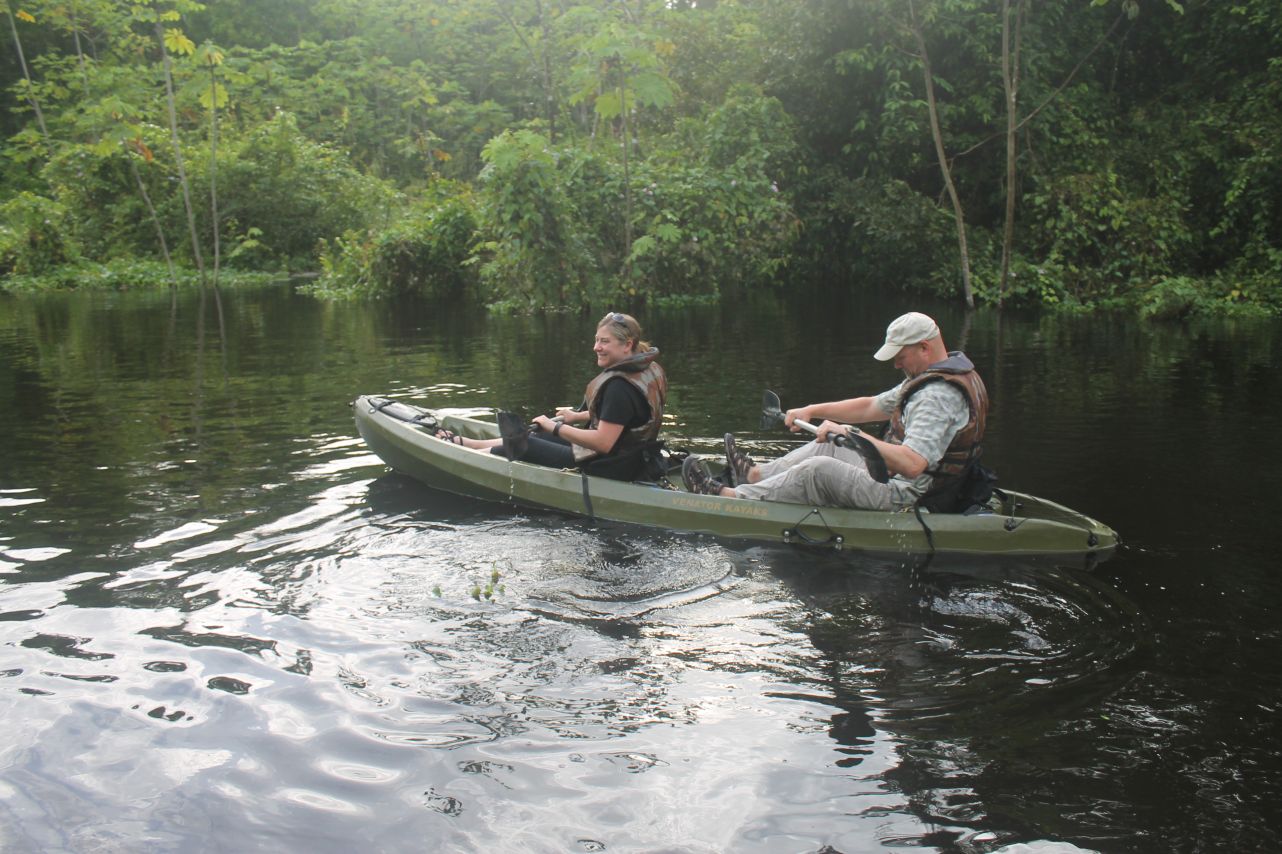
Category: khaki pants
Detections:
[{"x1": 733, "y1": 440, "x2": 899, "y2": 510}]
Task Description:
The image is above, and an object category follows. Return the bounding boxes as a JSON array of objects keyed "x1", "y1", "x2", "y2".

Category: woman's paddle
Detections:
[
  {"x1": 759, "y1": 390, "x2": 890, "y2": 484},
  {"x1": 497, "y1": 411, "x2": 566, "y2": 462}
]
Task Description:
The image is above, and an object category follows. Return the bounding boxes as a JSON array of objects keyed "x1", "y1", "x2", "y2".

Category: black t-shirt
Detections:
[{"x1": 595, "y1": 377, "x2": 650, "y2": 431}]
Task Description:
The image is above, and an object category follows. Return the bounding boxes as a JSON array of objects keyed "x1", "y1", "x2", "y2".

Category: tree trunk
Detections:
[
  {"x1": 621, "y1": 79, "x2": 633, "y2": 285},
  {"x1": 71, "y1": 2, "x2": 90, "y2": 96},
  {"x1": 538, "y1": 0, "x2": 557, "y2": 142},
  {"x1": 125, "y1": 145, "x2": 179, "y2": 289},
  {"x1": 999, "y1": 0, "x2": 1026, "y2": 307},
  {"x1": 207, "y1": 58, "x2": 222, "y2": 292},
  {"x1": 5, "y1": 0, "x2": 50, "y2": 142},
  {"x1": 909, "y1": 2, "x2": 974, "y2": 308},
  {"x1": 499, "y1": 0, "x2": 559, "y2": 143},
  {"x1": 156, "y1": 21, "x2": 207, "y2": 289}
]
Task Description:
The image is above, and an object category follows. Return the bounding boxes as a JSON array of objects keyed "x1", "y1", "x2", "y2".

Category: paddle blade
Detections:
[
  {"x1": 845, "y1": 433, "x2": 890, "y2": 484},
  {"x1": 497, "y1": 411, "x2": 528, "y2": 462},
  {"x1": 760, "y1": 389, "x2": 785, "y2": 430}
]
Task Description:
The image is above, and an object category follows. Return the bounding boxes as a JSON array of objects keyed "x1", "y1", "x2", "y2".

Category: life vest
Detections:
[
  {"x1": 572, "y1": 347, "x2": 667, "y2": 463},
  {"x1": 885, "y1": 351, "x2": 988, "y2": 481}
]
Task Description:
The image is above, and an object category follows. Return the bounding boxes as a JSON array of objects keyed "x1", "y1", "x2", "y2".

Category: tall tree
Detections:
[
  {"x1": 569, "y1": 3, "x2": 675, "y2": 283},
  {"x1": 131, "y1": 0, "x2": 208, "y2": 286},
  {"x1": 998, "y1": 0, "x2": 1025, "y2": 306},
  {"x1": 197, "y1": 41, "x2": 225, "y2": 289},
  {"x1": 907, "y1": 0, "x2": 975, "y2": 307},
  {"x1": 4, "y1": 0, "x2": 50, "y2": 145}
]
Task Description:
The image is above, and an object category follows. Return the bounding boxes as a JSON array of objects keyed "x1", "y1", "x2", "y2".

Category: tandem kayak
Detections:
[{"x1": 353, "y1": 395, "x2": 1119, "y2": 559}]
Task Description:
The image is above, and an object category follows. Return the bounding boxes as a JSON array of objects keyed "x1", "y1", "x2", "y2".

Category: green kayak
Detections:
[{"x1": 353, "y1": 395, "x2": 1119, "y2": 559}]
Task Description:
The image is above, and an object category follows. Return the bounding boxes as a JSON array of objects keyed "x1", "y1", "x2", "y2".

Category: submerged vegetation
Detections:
[{"x1": 2, "y1": 0, "x2": 1280, "y2": 317}]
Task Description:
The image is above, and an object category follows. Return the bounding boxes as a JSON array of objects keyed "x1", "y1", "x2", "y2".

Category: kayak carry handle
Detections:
[{"x1": 782, "y1": 508, "x2": 844, "y2": 550}]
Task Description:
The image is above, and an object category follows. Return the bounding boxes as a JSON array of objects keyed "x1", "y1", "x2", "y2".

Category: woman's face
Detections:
[{"x1": 593, "y1": 324, "x2": 635, "y2": 367}]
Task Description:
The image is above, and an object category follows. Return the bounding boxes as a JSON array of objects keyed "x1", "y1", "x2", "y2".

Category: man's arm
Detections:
[
  {"x1": 813, "y1": 382, "x2": 968, "y2": 480},
  {"x1": 786, "y1": 396, "x2": 889, "y2": 430},
  {"x1": 813, "y1": 420, "x2": 928, "y2": 478}
]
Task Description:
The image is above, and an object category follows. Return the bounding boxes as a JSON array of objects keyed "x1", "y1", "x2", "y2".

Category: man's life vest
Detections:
[
  {"x1": 572, "y1": 347, "x2": 667, "y2": 463},
  {"x1": 885, "y1": 351, "x2": 988, "y2": 482}
]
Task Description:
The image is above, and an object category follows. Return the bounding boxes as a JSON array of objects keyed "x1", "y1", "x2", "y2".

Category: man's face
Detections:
[{"x1": 892, "y1": 340, "x2": 933, "y2": 377}]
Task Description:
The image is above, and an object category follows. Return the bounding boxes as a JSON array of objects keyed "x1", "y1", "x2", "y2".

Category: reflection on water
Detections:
[{"x1": 2, "y1": 285, "x2": 1282, "y2": 852}]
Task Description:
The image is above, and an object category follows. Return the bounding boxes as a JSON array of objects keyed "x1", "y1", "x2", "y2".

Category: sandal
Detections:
[
  {"x1": 434, "y1": 428, "x2": 465, "y2": 446},
  {"x1": 723, "y1": 433, "x2": 755, "y2": 487},
  {"x1": 682, "y1": 455, "x2": 725, "y2": 496}
]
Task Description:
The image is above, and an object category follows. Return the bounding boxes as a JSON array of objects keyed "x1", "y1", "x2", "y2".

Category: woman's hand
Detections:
[
  {"x1": 532, "y1": 414, "x2": 558, "y2": 433},
  {"x1": 555, "y1": 407, "x2": 588, "y2": 424}
]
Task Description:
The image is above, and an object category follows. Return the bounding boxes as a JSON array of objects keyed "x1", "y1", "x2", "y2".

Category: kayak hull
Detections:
[{"x1": 353, "y1": 395, "x2": 1119, "y2": 558}]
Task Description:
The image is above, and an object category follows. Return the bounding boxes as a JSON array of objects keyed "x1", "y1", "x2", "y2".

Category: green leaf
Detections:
[
  {"x1": 631, "y1": 73, "x2": 675, "y2": 109},
  {"x1": 594, "y1": 90, "x2": 622, "y2": 119},
  {"x1": 164, "y1": 27, "x2": 196, "y2": 56},
  {"x1": 628, "y1": 235, "x2": 657, "y2": 260},
  {"x1": 199, "y1": 82, "x2": 229, "y2": 109}
]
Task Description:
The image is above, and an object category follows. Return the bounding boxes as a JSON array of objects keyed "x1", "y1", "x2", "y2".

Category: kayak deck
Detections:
[{"x1": 353, "y1": 395, "x2": 1119, "y2": 558}]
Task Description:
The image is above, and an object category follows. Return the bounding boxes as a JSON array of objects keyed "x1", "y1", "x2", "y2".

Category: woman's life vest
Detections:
[
  {"x1": 885, "y1": 351, "x2": 988, "y2": 481},
  {"x1": 572, "y1": 347, "x2": 667, "y2": 463}
]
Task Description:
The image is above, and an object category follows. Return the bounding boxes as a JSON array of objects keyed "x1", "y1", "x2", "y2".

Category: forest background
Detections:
[{"x1": 2, "y1": 0, "x2": 1278, "y2": 318}]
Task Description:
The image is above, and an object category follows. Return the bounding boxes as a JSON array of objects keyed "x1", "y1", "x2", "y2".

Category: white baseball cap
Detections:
[{"x1": 874, "y1": 312, "x2": 940, "y2": 361}]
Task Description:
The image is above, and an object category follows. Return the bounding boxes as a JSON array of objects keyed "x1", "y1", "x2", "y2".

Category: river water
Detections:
[{"x1": 1, "y1": 283, "x2": 1279, "y2": 853}]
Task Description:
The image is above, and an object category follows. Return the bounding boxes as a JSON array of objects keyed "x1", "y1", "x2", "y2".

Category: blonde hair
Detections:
[{"x1": 597, "y1": 312, "x2": 651, "y2": 352}]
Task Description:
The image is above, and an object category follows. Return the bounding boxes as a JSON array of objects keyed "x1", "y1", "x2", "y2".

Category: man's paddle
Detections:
[{"x1": 760, "y1": 390, "x2": 890, "y2": 484}]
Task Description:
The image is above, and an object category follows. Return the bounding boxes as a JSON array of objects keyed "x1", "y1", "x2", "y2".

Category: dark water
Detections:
[{"x1": 1, "y1": 283, "x2": 1280, "y2": 853}]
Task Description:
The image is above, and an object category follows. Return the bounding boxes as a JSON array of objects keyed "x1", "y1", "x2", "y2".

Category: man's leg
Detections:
[
  {"x1": 735, "y1": 453, "x2": 895, "y2": 510},
  {"x1": 751, "y1": 438, "x2": 837, "y2": 481}
]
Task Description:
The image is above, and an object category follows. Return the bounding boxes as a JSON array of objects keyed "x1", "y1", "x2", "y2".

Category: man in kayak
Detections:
[
  {"x1": 435, "y1": 312, "x2": 667, "y2": 476},
  {"x1": 682, "y1": 312, "x2": 988, "y2": 512}
]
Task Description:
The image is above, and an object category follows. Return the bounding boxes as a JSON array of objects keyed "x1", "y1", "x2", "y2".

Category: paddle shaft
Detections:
[{"x1": 788, "y1": 416, "x2": 862, "y2": 448}]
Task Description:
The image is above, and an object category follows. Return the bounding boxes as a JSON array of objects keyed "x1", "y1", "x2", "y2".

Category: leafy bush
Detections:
[
  {"x1": 622, "y1": 89, "x2": 798, "y2": 301},
  {"x1": 623, "y1": 156, "x2": 796, "y2": 302},
  {"x1": 36, "y1": 113, "x2": 397, "y2": 272},
  {"x1": 38, "y1": 131, "x2": 176, "y2": 263},
  {"x1": 1140, "y1": 271, "x2": 1280, "y2": 321},
  {"x1": 468, "y1": 91, "x2": 800, "y2": 309},
  {"x1": 0, "y1": 259, "x2": 274, "y2": 293},
  {"x1": 1024, "y1": 169, "x2": 1193, "y2": 305},
  {"x1": 213, "y1": 112, "x2": 401, "y2": 268},
  {"x1": 810, "y1": 174, "x2": 957, "y2": 294},
  {"x1": 0, "y1": 192, "x2": 79, "y2": 275},
  {"x1": 308, "y1": 186, "x2": 479, "y2": 298},
  {"x1": 473, "y1": 129, "x2": 603, "y2": 309}
]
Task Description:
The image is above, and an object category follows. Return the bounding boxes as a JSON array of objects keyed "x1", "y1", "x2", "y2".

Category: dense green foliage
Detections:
[{"x1": 2, "y1": 0, "x2": 1279, "y2": 316}]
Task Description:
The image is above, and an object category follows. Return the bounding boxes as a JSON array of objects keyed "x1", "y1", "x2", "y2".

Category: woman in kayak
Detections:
[{"x1": 435, "y1": 312, "x2": 667, "y2": 471}]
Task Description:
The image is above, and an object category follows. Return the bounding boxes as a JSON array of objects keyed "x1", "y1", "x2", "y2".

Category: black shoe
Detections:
[
  {"x1": 723, "y1": 433, "x2": 755, "y2": 487},
  {"x1": 497, "y1": 411, "x2": 529, "y2": 461},
  {"x1": 682, "y1": 455, "x2": 724, "y2": 495}
]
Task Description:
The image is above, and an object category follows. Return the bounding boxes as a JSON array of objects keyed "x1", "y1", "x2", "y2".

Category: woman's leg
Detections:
[
  {"x1": 434, "y1": 428, "x2": 502, "y2": 451},
  {"x1": 489, "y1": 433, "x2": 575, "y2": 468}
]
